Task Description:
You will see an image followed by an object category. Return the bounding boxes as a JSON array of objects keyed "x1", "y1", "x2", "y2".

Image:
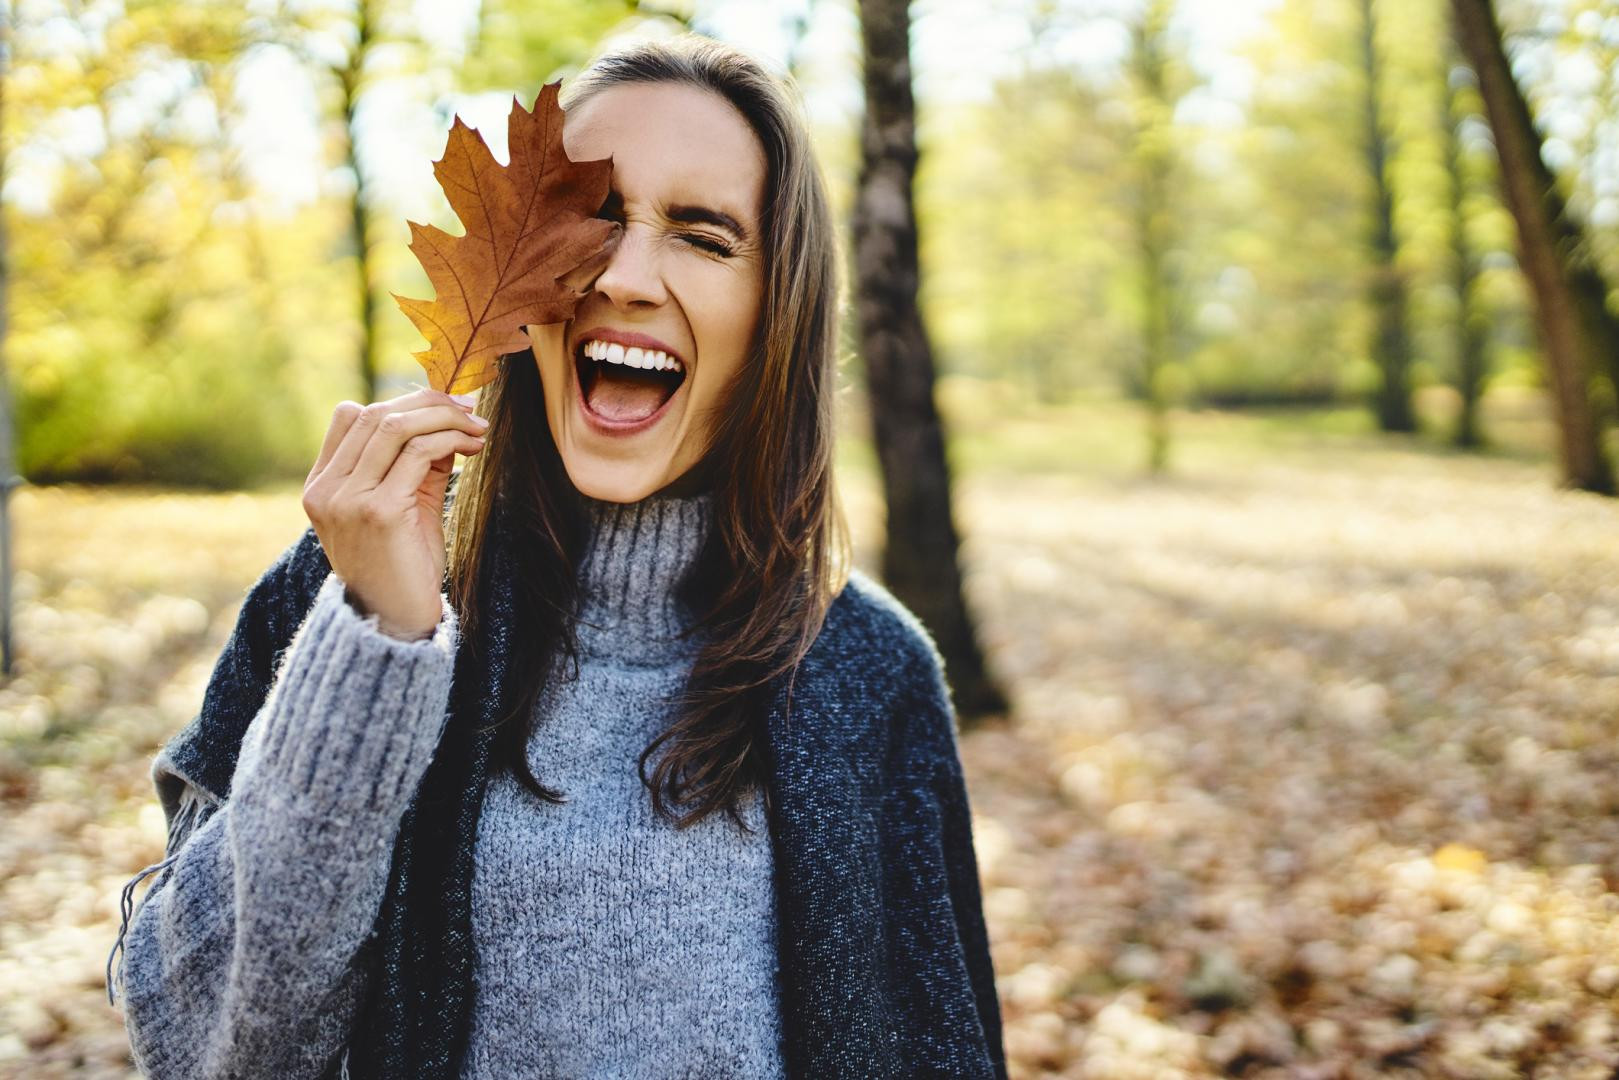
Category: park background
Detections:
[{"x1": 3, "y1": 0, "x2": 1619, "y2": 1076}]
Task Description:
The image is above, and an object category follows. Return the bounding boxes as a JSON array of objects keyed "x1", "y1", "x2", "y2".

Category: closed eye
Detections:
[{"x1": 679, "y1": 232, "x2": 734, "y2": 258}]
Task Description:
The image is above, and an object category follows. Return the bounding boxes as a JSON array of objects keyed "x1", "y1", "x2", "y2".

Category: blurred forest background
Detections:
[
  {"x1": 3, "y1": 0, "x2": 1619, "y2": 1077},
  {"x1": 6, "y1": 0, "x2": 1619, "y2": 485}
]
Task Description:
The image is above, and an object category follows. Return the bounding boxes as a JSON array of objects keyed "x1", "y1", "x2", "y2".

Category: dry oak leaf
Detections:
[{"x1": 393, "y1": 81, "x2": 620, "y2": 395}]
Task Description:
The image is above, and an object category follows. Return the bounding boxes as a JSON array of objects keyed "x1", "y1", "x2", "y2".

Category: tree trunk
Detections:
[
  {"x1": 1360, "y1": 0, "x2": 1416, "y2": 433},
  {"x1": 1130, "y1": 0, "x2": 1175, "y2": 474},
  {"x1": 1442, "y1": 47, "x2": 1488, "y2": 449},
  {"x1": 852, "y1": 0, "x2": 1006, "y2": 720},
  {"x1": 1450, "y1": 0, "x2": 1615, "y2": 493},
  {"x1": 340, "y1": 0, "x2": 380, "y2": 403},
  {"x1": 0, "y1": 7, "x2": 17, "y2": 676}
]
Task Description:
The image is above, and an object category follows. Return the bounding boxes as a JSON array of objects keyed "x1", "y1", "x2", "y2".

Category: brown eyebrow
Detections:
[{"x1": 666, "y1": 203, "x2": 751, "y2": 244}]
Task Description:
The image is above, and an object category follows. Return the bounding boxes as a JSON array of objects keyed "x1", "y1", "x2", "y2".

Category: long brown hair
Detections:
[{"x1": 443, "y1": 36, "x2": 850, "y2": 832}]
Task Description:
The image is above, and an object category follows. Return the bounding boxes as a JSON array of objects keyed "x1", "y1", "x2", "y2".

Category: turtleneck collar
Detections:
[{"x1": 573, "y1": 490, "x2": 714, "y2": 665}]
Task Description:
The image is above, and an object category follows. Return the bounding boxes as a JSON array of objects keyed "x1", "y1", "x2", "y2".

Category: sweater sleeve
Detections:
[{"x1": 112, "y1": 570, "x2": 458, "y2": 1080}]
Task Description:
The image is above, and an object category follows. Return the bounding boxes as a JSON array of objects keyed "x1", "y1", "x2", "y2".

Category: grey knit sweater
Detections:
[{"x1": 115, "y1": 491, "x2": 785, "y2": 1078}]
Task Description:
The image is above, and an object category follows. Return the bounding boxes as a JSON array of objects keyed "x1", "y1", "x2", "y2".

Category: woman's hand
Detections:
[{"x1": 302, "y1": 388, "x2": 489, "y2": 641}]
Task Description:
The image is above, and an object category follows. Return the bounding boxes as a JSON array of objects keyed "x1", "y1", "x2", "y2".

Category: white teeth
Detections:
[{"x1": 579, "y1": 340, "x2": 684, "y2": 373}]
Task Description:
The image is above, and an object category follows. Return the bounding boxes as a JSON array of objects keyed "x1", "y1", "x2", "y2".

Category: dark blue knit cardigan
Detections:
[{"x1": 142, "y1": 494, "x2": 1008, "y2": 1079}]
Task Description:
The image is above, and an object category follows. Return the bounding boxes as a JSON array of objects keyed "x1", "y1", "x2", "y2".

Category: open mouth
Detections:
[{"x1": 574, "y1": 339, "x2": 688, "y2": 425}]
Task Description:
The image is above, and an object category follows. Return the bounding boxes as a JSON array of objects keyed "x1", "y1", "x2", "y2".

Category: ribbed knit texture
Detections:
[
  {"x1": 463, "y1": 492, "x2": 785, "y2": 1078},
  {"x1": 113, "y1": 482, "x2": 1009, "y2": 1079},
  {"x1": 112, "y1": 571, "x2": 459, "y2": 1079}
]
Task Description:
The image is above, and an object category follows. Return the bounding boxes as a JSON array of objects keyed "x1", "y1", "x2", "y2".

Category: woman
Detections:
[{"x1": 108, "y1": 36, "x2": 1005, "y2": 1080}]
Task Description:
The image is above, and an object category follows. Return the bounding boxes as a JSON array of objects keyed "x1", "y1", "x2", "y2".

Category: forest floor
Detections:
[{"x1": 3, "y1": 390, "x2": 1619, "y2": 1078}]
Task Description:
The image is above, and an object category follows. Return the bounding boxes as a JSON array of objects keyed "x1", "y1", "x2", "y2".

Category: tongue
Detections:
[{"x1": 586, "y1": 371, "x2": 668, "y2": 423}]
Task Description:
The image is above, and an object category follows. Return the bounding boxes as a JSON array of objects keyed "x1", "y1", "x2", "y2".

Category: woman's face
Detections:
[{"x1": 527, "y1": 81, "x2": 767, "y2": 503}]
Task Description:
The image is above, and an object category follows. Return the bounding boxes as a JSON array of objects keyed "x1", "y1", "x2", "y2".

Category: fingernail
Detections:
[
  {"x1": 470, "y1": 413, "x2": 490, "y2": 428},
  {"x1": 450, "y1": 392, "x2": 476, "y2": 407}
]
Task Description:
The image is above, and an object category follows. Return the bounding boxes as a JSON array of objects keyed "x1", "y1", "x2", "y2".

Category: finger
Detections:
[
  {"x1": 376, "y1": 429, "x2": 486, "y2": 504},
  {"x1": 374, "y1": 386, "x2": 468, "y2": 416},
  {"x1": 312, "y1": 401, "x2": 365, "y2": 478},
  {"x1": 321, "y1": 390, "x2": 472, "y2": 484},
  {"x1": 347, "y1": 404, "x2": 490, "y2": 492}
]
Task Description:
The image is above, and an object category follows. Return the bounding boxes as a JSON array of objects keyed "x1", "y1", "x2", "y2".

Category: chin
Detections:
[
  {"x1": 537, "y1": 346, "x2": 703, "y2": 505},
  {"x1": 560, "y1": 456, "x2": 674, "y2": 504}
]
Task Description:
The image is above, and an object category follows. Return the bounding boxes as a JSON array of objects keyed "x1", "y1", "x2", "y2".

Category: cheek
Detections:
[
  {"x1": 527, "y1": 326, "x2": 570, "y2": 398},
  {"x1": 689, "y1": 275, "x2": 764, "y2": 382},
  {"x1": 530, "y1": 350, "x2": 570, "y2": 441},
  {"x1": 527, "y1": 324, "x2": 568, "y2": 370}
]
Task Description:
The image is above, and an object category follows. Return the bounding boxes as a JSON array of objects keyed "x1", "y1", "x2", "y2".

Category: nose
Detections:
[{"x1": 590, "y1": 223, "x2": 667, "y2": 311}]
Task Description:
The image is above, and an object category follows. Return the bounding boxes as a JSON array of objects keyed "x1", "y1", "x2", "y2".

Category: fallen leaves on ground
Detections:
[
  {"x1": 0, "y1": 487, "x2": 307, "y2": 1078},
  {"x1": 3, "y1": 427, "x2": 1619, "y2": 1078},
  {"x1": 944, "y1": 456, "x2": 1619, "y2": 1079}
]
